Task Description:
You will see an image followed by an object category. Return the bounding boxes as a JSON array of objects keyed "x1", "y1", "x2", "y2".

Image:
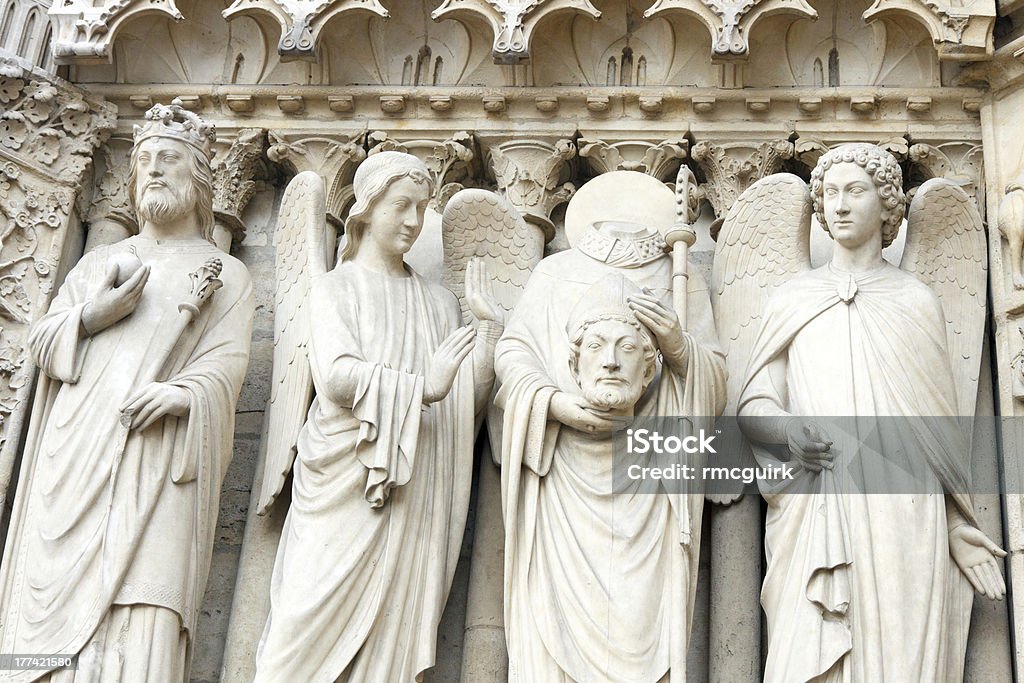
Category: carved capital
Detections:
[
  {"x1": 0, "y1": 56, "x2": 116, "y2": 186},
  {"x1": 432, "y1": 0, "x2": 601, "y2": 65},
  {"x1": 644, "y1": 0, "x2": 817, "y2": 61},
  {"x1": 48, "y1": 0, "x2": 184, "y2": 65},
  {"x1": 267, "y1": 131, "x2": 366, "y2": 221},
  {"x1": 213, "y1": 128, "x2": 268, "y2": 244},
  {"x1": 367, "y1": 131, "x2": 478, "y2": 212},
  {"x1": 84, "y1": 136, "x2": 138, "y2": 251},
  {"x1": 223, "y1": 0, "x2": 389, "y2": 62},
  {"x1": 794, "y1": 136, "x2": 910, "y2": 170},
  {"x1": 577, "y1": 138, "x2": 688, "y2": 182},
  {"x1": 481, "y1": 137, "x2": 576, "y2": 241},
  {"x1": 691, "y1": 139, "x2": 794, "y2": 232},
  {"x1": 863, "y1": 0, "x2": 995, "y2": 59},
  {"x1": 908, "y1": 142, "x2": 985, "y2": 218}
]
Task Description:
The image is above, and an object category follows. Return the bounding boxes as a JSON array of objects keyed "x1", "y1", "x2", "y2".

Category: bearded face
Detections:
[
  {"x1": 574, "y1": 318, "x2": 653, "y2": 411},
  {"x1": 133, "y1": 137, "x2": 199, "y2": 226}
]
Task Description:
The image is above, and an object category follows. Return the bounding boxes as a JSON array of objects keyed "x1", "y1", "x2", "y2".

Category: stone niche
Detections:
[{"x1": 2, "y1": 0, "x2": 1022, "y2": 681}]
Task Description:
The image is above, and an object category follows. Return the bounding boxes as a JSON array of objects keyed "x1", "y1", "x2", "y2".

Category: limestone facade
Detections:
[{"x1": 1, "y1": 0, "x2": 1024, "y2": 681}]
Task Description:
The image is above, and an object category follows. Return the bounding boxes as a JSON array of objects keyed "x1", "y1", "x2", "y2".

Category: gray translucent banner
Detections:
[{"x1": 608, "y1": 416, "x2": 1013, "y2": 496}]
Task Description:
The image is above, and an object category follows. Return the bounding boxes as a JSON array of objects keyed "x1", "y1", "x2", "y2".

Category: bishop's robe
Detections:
[
  {"x1": 738, "y1": 263, "x2": 976, "y2": 683},
  {"x1": 254, "y1": 261, "x2": 495, "y2": 683},
  {"x1": 0, "y1": 235, "x2": 254, "y2": 683},
  {"x1": 494, "y1": 224, "x2": 727, "y2": 683}
]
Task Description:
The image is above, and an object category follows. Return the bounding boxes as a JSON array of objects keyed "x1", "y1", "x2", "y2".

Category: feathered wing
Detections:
[
  {"x1": 901, "y1": 178, "x2": 987, "y2": 418},
  {"x1": 256, "y1": 171, "x2": 330, "y2": 515},
  {"x1": 442, "y1": 188, "x2": 543, "y2": 320},
  {"x1": 710, "y1": 173, "x2": 813, "y2": 503}
]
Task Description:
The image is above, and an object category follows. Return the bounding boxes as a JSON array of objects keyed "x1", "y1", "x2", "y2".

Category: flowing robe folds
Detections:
[
  {"x1": 738, "y1": 263, "x2": 976, "y2": 683},
  {"x1": 0, "y1": 236, "x2": 254, "y2": 682},
  {"x1": 494, "y1": 225, "x2": 726, "y2": 683},
  {"x1": 254, "y1": 262, "x2": 494, "y2": 683}
]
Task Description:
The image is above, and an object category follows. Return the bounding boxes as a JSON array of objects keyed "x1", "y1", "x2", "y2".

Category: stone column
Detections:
[
  {"x1": 212, "y1": 128, "x2": 268, "y2": 252},
  {"x1": 692, "y1": 138, "x2": 796, "y2": 683},
  {"x1": 0, "y1": 54, "x2": 115, "y2": 521},
  {"x1": 83, "y1": 135, "x2": 137, "y2": 253},
  {"x1": 968, "y1": 43, "x2": 1024, "y2": 680},
  {"x1": 458, "y1": 134, "x2": 576, "y2": 683}
]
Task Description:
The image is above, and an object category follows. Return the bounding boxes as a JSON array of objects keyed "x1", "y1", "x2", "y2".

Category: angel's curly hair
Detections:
[
  {"x1": 340, "y1": 151, "x2": 434, "y2": 262},
  {"x1": 810, "y1": 143, "x2": 906, "y2": 249}
]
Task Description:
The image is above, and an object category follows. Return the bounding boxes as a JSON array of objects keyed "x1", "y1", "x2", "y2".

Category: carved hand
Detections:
[
  {"x1": 549, "y1": 391, "x2": 616, "y2": 434},
  {"x1": 465, "y1": 258, "x2": 504, "y2": 324},
  {"x1": 82, "y1": 264, "x2": 151, "y2": 336},
  {"x1": 120, "y1": 381, "x2": 190, "y2": 431},
  {"x1": 949, "y1": 524, "x2": 1007, "y2": 600},
  {"x1": 424, "y1": 325, "x2": 476, "y2": 404},
  {"x1": 626, "y1": 291, "x2": 687, "y2": 370},
  {"x1": 785, "y1": 419, "x2": 835, "y2": 472}
]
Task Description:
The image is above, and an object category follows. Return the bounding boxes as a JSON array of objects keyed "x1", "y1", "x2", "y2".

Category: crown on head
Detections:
[{"x1": 133, "y1": 98, "x2": 216, "y2": 158}]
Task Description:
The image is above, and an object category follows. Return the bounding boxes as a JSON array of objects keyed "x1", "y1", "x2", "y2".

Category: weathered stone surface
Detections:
[{"x1": 1, "y1": 3, "x2": 1019, "y2": 681}]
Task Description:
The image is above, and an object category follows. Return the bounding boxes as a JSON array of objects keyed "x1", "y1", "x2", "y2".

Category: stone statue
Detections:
[
  {"x1": 495, "y1": 171, "x2": 727, "y2": 682},
  {"x1": 0, "y1": 100, "x2": 255, "y2": 682},
  {"x1": 723, "y1": 143, "x2": 1004, "y2": 682},
  {"x1": 252, "y1": 152, "x2": 506, "y2": 682}
]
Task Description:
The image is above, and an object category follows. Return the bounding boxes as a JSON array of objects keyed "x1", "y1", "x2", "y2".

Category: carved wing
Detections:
[
  {"x1": 442, "y1": 188, "x2": 543, "y2": 319},
  {"x1": 256, "y1": 171, "x2": 330, "y2": 515},
  {"x1": 901, "y1": 178, "x2": 987, "y2": 417},
  {"x1": 710, "y1": 173, "x2": 812, "y2": 503}
]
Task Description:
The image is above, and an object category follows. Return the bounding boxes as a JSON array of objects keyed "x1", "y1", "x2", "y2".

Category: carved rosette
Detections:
[
  {"x1": 577, "y1": 138, "x2": 689, "y2": 182},
  {"x1": 0, "y1": 57, "x2": 115, "y2": 506},
  {"x1": 367, "y1": 131, "x2": 478, "y2": 211},
  {"x1": 223, "y1": 0, "x2": 390, "y2": 62},
  {"x1": 267, "y1": 131, "x2": 367, "y2": 223},
  {"x1": 49, "y1": 0, "x2": 185, "y2": 65},
  {"x1": 644, "y1": 0, "x2": 817, "y2": 60},
  {"x1": 484, "y1": 138, "x2": 576, "y2": 241},
  {"x1": 432, "y1": 0, "x2": 602, "y2": 64},
  {"x1": 691, "y1": 139, "x2": 794, "y2": 235},
  {"x1": 213, "y1": 128, "x2": 269, "y2": 246}
]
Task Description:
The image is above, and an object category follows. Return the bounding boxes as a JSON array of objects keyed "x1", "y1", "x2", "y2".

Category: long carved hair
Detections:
[
  {"x1": 127, "y1": 139, "x2": 216, "y2": 243},
  {"x1": 340, "y1": 151, "x2": 433, "y2": 262}
]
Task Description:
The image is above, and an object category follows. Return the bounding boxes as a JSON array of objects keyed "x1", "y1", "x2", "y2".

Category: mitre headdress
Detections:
[{"x1": 566, "y1": 274, "x2": 650, "y2": 336}]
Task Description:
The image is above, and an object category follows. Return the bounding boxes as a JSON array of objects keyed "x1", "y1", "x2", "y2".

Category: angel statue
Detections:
[
  {"x1": 252, "y1": 151, "x2": 511, "y2": 682},
  {"x1": 718, "y1": 143, "x2": 1005, "y2": 682},
  {"x1": 495, "y1": 170, "x2": 727, "y2": 682}
]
